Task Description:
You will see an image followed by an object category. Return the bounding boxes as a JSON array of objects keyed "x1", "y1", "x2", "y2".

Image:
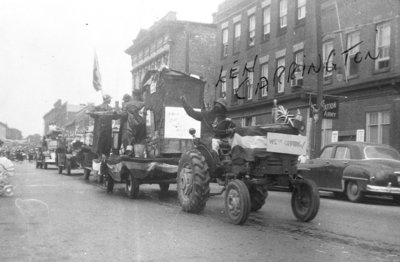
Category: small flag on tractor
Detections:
[{"x1": 92, "y1": 52, "x2": 102, "y2": 91}]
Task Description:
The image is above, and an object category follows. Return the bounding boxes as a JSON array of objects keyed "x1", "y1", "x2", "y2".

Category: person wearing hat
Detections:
[
  {"x1": 118, "y1": 92, "x2": 146, "y2": 153},
  {"x1": 180, "y1": 95, "x2": 229, "y2": 151},
  {"x1": 89, "y1": 94, "x2": 117, "y2": 157}
]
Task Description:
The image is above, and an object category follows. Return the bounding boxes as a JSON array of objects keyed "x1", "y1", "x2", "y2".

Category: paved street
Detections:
[{"x1": 1, "y1": 162, "x2": 399, "y2": 262}]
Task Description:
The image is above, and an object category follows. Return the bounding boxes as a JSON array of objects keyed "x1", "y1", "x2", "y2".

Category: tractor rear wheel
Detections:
[
  {"x1": 249, "y1": 184, "x2": 268, "y2": 212},
  {"x1": 177, "y1": 150, "x2": 210, "y2": 213}
]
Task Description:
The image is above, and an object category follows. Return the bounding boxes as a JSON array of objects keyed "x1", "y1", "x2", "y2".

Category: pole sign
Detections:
[
  {"x1": 309, "y1": 97, "x2": 339, "y2": 119},
  {"x1": 321, "y1": 98, "x2": 339, "y2": 119}
]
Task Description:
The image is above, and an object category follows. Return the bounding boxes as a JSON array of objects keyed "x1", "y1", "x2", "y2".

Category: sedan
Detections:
[{"x1": 298, "y1": 142, "x2": 400, "y2": 203}]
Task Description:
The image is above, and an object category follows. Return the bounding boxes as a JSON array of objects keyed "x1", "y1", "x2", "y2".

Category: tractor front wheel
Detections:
[
  {"x1": 225, "y1": 180, "x2": 251, "y2": 225},
  {"x1": 291, "y1": 178, "x2": 320, "y2": 222}
]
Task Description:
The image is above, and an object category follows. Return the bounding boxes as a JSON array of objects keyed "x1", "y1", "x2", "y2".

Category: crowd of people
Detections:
[{"x1": 0, "y1": 144, "x2": 37, "y2": 163}]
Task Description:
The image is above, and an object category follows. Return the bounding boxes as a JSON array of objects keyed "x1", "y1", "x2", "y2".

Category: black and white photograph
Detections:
[{"x1": 0, "y1": 0, "x2": 399, "y2": 261}]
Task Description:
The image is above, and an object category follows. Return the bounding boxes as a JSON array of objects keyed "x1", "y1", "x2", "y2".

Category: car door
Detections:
[
  {"x1": 307, "y1": 146, "x2": 335, "y2": 188},
  {"x1": 326, "y1": 146, "x2": 351, "y2": 190}
]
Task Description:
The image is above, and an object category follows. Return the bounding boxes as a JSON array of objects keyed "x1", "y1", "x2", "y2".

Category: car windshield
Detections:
[{"x1": 364, "y1": 146, "x2": 400, "y2": 160}]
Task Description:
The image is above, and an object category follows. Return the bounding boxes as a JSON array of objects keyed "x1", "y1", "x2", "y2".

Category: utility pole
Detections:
[{"x1": 313, "y1": 0, "x2": 324, "y2": 158}]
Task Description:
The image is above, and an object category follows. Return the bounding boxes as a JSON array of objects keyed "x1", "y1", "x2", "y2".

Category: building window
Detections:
[
  {"x1": 241, "y1": 116, "x2": 256, "y2": 127},
  {"x1": 346, "y1": 31, "x2": 360, "y2": 77},
  {"x1": 366, "y1": 111, "x2": 390, "y2": 145},
  {"x1": 248, "y1": 15, "x2": 256, "y2": 47},
  {"x1": 261, "y1": 63, "x2": 269, "y2": 97},
  {"x1": 291, "y1": 50, "x2": 304, "y2": 87},
  {"x1": 279, "y1": 0, "x2": 288, "y2": 29},
  {"x1": 297, "y1": 0, "x2": 306, "y2": 20},
  {"x1": 233, "y1": 22, "x2": 241, "y2": 53},
  {"x1": 375, "y1": 22, "x2": 391, "y2": 71},
  {"x1": 222, "y1": 28, "x2": 229, "y2": 57},
  {"x1": 231, "y1": 75, "x2": 239, "y2": 104},
  {"x1": 323, "y1": 41, "x2": 334, "y2": 82},
  {"x1": 276, "y1": 57, "x2": 285, "y2": 93},
  {"x1": 321, "y1": 119, "x2": 332, "y2": 149},
  {"x1": 262, "y1": 6, "x2": 271, "y2": 41},
  {"x1": 246, "y1": 71, "x2": 254, "y2": 100},
  {"x1": 221, "y1": 76, "x2": 227, "y2": 97}
]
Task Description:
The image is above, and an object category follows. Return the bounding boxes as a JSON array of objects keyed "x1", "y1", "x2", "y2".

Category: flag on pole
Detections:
[{"x1": 92, "y1": 52, "x2": 102, "y2": 91}]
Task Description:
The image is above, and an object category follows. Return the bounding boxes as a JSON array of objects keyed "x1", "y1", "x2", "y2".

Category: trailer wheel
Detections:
[
  {"x1": 83, "y1": 169, "x2": 90, "y2": 180},
  {"x1": 104, "y1": 173, "x2": 114, "y2": 193},
  {"x1": 177, "y1": 150, "x2": 210, "y2": 213},
  {"x1": 249, "y1": 184, "x2": 268, "y2": 212},
  {"x1": 291, "y1": 178, "x2": 320, "y2": 222},
  {"x1": 66, "y1": 162, "x2": 71, "y2": 175},
  {"x1": 225, "y1": 180, "x2": 251, "y2": 225},
  {"x1": 126, "y1": 173, "x2": 139, "y2": 199},
  {"x1": 159, "y1": 183, "x2": 170, "y2": 192},
  {"x1": 58, "y1": 165, "x2": 63, "y2": 174}
]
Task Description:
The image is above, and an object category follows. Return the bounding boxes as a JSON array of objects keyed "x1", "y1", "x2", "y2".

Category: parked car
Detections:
[{"x1": 298, "y1": 141, "x2": 400, "y2": 204}]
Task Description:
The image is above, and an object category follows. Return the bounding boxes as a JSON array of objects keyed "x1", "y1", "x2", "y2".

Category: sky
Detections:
[{"x1": 0, "y1": 0, "x2": 221, "y2": 138}]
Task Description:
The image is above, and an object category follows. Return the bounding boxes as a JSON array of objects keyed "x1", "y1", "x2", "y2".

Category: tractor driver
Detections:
[{"x1": 180, "y1": 96, "x2": 231, "y2": 152}]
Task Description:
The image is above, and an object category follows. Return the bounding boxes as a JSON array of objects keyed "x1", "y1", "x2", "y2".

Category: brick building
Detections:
[
  {"x1": 319, "y1": 0, "x2": 400, "y2": 151},
  {"x1": 43, "y1": 99, "x2": 86, "y2": 135},
  {"x1": 213, "y1": 0, "x2": 400, "y2": 154},
  {"x1": 6, "y1": 128, "x2": 23, "y2": 140},
  {"x1": 125, "y1": 11, "x2": 218, "y2": 108},
  {"x1": 63, "y1": 103, "x2": 95, "y2": 141}
]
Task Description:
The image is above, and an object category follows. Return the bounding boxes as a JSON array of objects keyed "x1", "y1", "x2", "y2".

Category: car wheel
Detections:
[
  {"x1": 225, "y1": 180, "x2": 251, "y2": 225},
  {"x1": 44, "y1": 164, "x2": 48, "y2": 169},
  {"x1": 291, "y1": 179, "x2": 320, "y2": 222},
  {"x1": 346, "y1": 180, "x2": 364, "y2": 202}
]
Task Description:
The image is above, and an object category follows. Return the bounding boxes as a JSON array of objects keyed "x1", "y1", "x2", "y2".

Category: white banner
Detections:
[
  {"x1": 164, "y1": 107, "x2": 201, "y2": 139},
  {"x1": 266, "y1": 133, "x2": 307, "y2": 155}
]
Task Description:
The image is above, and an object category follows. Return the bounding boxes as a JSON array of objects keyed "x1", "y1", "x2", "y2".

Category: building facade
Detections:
[
  {"x1": 6, "y1": 128, "x2": 23, "y2": 140},
  {"x1": 125, "y1": 11, "x2": 218, "y2": 108},
  {"x1": 319, "y1": 0, "x2": 400, "y2": 151},
  {"x1": 43, "y1": 99, "x2": 86, "y2": 135},
  {"x1": 213, "y1": 0, "x2": 400, "y2": 154}
]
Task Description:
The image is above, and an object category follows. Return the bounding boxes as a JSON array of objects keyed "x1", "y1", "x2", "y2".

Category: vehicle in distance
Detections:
[{"x1": 298, "y1": 141, "x2": 400, "y2": 204}]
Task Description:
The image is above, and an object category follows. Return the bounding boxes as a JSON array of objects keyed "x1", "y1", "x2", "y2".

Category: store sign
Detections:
[{"x1": 322, "y1": 98, "x2": 339, "y2": 119}]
